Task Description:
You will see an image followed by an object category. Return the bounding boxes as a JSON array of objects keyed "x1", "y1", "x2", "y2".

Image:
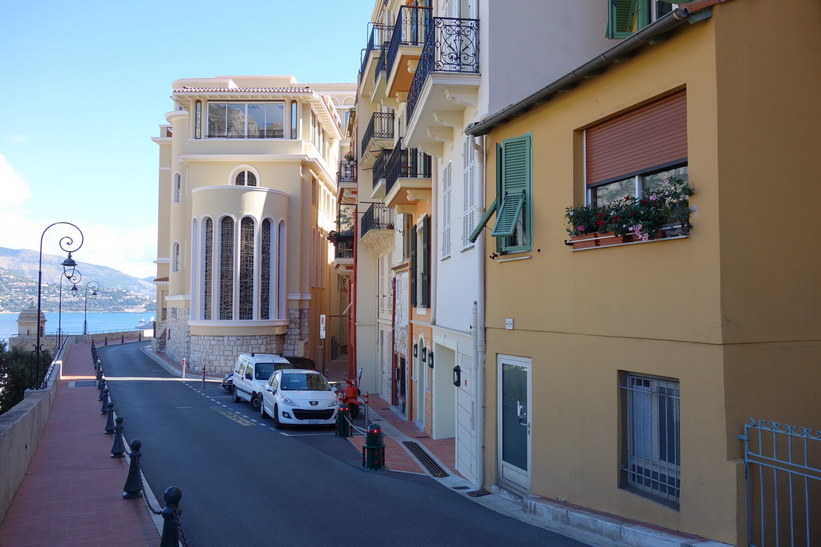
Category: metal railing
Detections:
[
  {"x1": 360, "y1": 203, "x2": 395, "y2": 239},
  {"x1": 407, "y1": 17, "x2": 480, "y2": 121},
  {"x1": 385, "y1": 141, "x2": 432, "y2": 195},
  {"x1": 339, "y1": 161, "x2": 357, "y2": 184},
  {"x1": 386, "y1": 6, "x2": 432, "y2": 82},
  {"x1": 740, "y1": 419, "x2": 821, "y2": 547},
  {"x1": 373, "y1": 149, "x2": 392, "y2": 190},
  {"x1": 361, "y1": 112, "x2": 395, "y2": 155},
  {"x1": 360, "y1": 23, "x2": 393, "y2": 78},
  {"x1": 334, "y1": 240, "x2": 354, "y2": 259}
]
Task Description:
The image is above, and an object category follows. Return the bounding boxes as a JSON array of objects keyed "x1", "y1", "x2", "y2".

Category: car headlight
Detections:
[
  {"x1": 327, "y1": 399, "x2": 338, "y2": 408},
  {"x1": 280, "y1": 396, "x2": 298, "y2": 407}
]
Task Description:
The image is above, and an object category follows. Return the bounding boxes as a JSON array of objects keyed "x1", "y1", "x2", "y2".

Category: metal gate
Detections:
[{"x1": 739, "y1": 419, "x2": 821, "y2": 546}]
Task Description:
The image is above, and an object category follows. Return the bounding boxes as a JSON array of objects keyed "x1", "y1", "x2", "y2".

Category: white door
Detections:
[{"x1": 497, "y1": 355, "x2": 531, "y2": 491}]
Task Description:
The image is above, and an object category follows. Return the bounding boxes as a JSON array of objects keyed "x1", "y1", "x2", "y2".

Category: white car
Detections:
[
  {"x1": 231, "y1": 353, "x2": 293, "y2": 411},
  {"x1": 260, "y1": 369, "x2": 339, "y2": 428}
]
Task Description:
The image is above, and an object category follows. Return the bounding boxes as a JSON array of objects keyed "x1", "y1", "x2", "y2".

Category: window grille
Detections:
[
  {"x1": 172, "y1": 242, "x2": 180, "y2": 272},
  {"x1": 260, "y1": 219, "x2": 271, "y2": 320},
  {"x1": 203, "y1": 219, "x2": 213, "y2": 320},
  {"x1": 239, "y1": 218, "x2": 254, "y2": 320},
  {"x1": 621, "y1": 373, "x2": 681, "y2": 507},
  {"x1": 235, "y1": 171, "x2": 257, "y2": 187},
  {"x1": 219, "y1": 217, "x2": 234, "y2": 320},
  {"x1": 173, "y1": 173, "x2": 181, "y2": 203}
]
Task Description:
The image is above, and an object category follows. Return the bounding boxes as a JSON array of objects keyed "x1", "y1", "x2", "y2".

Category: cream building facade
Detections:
[{"x1": 153, "y1": 75, "x2": 355, "y2": 374}]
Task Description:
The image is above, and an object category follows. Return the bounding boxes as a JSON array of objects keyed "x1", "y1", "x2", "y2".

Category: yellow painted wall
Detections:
[{"x1": 480, "y1": 1, "x2": 821, "y2": 543}]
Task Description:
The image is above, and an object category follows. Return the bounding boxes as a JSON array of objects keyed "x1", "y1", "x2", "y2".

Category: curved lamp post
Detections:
[
  {"x1": 83, "y1": 281, "x2": 100, "y2": 335},
  {"x1": 35, "y1": 222, "x2": 83, "y2": 389},
  {"x1": 57, "y1": 269, "x2": 82, "y2": 350}
]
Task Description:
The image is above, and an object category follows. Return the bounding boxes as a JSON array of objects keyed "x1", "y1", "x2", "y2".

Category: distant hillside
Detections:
[{"x1": 0, "y1": 248, "x2": 155, "y2": 313}]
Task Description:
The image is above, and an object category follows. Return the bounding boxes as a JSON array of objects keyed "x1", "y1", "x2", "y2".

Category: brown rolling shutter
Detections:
[{"x1": 586, "y1": 90, "x2": 687, "y2": 186}]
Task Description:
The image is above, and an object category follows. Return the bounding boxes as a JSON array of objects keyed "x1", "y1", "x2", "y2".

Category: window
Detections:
[
  {"x1": 607, "y1": 1, "x2": 681, "y2": 39},
  {"x1": 172, "y1": 242, "x2": 180, "y2": 272},
  {"x1": 586, "y1": 90, "x2": 688, "y2": 206},
  {"x1": 207, "y1": 102, "x2": 285, "y2": 139},
  {"x1": 173, "y1": 173, "x2": 182, "y2": 203},
  {"x1": 441, "y1": 162, "x2": 452, "y2": 260},
  {"x1": 411, "y1": 216, "x2": 431, "y2": 308},
  {"x1": 621, "y1": 372, "x2": 681, "y2": 507},
  {"x1": 235, "y1": 170, "x2": 257, "y2": 187},
  {"x1": 194, "y1": 101, "x2": 202, "y2": 139},
  {"x1": 260, "y1": 219, "x2": 271, "y2": 320},
  {"x1": 203, "y1": 218, "x2": 213, "y2": 320},
  {"x1": 290, "y1": 101, "x2": 298, "y2": 139},
  {"x1": 219, "y1": 217, "x2": 234, "y2": 320},
  {"x1": 239, "y1": 218, "x2": 254, "y2": 320}
]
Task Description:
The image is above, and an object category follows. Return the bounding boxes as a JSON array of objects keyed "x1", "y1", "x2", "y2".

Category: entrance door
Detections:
[{"x1": 498, "y1": 356, "x2": 531, "y2": 491}]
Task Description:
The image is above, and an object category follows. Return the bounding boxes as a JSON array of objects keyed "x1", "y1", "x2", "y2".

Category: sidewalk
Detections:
[{"x1": 0, "y1": 338, "x2": 160, "y2": 546}]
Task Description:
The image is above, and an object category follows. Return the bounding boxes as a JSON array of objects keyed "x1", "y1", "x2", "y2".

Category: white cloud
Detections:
[
  {"x1": 5, "y1": 135, "x2": 27, "y2": 142},
  {"x1": 0, "y1": 154, "x2": 32, "y2": 208},
  {"x1": 74, "y1": 223, "x2": 158, "y2": 280}
]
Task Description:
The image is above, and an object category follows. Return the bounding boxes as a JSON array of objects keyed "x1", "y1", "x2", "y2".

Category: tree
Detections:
[{"x1": 0, "y1": 342, "x2": 52, "y2": 414}]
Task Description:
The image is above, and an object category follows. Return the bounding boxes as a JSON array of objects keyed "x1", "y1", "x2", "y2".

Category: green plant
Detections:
[
  {"x1": 343, "y1": 152, "x2": 355, "y2": 162},
  {"x1": 566, "y1": 177, "x2": 693, "y2": 240}
]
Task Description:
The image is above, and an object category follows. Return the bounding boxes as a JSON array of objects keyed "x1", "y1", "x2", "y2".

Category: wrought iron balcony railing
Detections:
[
  {"x1": 386, "y1": 6, "x2": 432, "y2": 83},
  {"x1": 360, "y1": 23, "x2": 393, "y2": 79},
  {"x1": 385, "y1": 140, "x2": 432, "y2": 195},
  {"x1": 407, "y1": 17, "x2": 480, "y2": 121},
  {"x1": 361, "y1": 112, "x2": 395, "y2": 155},
  {"x1": 373, "y1": 150, "x2": 392, "y2": 190},
  {"x1": 338, "y1": 161, "x2": 357, "y2": 184},
  {"x1": 360, "y1": 203, "x2": 394, "y2": 239},
  {"x1": 334, "y1": 239, "x2": 354, "y2": 259}
]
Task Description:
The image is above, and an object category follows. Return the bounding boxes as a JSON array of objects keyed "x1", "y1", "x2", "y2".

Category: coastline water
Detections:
[{"x1": 0, "y1": 312, "x2": 155, "y2": 343}]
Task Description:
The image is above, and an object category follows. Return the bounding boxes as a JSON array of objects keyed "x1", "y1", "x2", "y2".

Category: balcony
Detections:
[
  {"x1": 383, "y1": 6, "x2": 431, "y2": 103},
  {"x1": 405, "y1": 17, "x2": 481, "y2": 157},
  {"x1": 360, "y1": 203, "x2": 396, "y2": 256},
  {"x1": 337, "y1": 160, "x2": 357, "y2": 204},
  {"x1": 360, "y1": 112, "x2": 395, "y2": 168},
  {"x1": 332, "y1": 236, "x2": 354, "y2": 272},
  {"x1": 359, "y1": 23, "x2": 393, "y2": 98},
  {"x1": 385, "y1": 140, "x2": 432, "y2": 208},
  {"x1": 370, "y1": 149, "x2": 392, "y2": 199}
]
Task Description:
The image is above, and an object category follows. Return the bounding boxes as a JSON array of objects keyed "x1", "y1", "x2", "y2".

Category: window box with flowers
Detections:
[{"x1": 565, "y1": 177, "x2": 694, "y2": 250}]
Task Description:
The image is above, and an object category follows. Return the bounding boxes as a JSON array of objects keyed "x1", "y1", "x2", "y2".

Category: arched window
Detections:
[
  {"x1": 235, "y1": 170, "x2": 257, "y2": 186},
  {"x1": 172, "y1": 242, "x2": 180, "y2": 272},
  {"x1": 203, "y1": 218, "x2": 213, "y2": 320},
  {"x1": 173, "y1": 173, "x2": 181, "y2": 203},
  {"x1": 239, "y1": 218, "x2": 254, "y2": 320},
  {"x1": 219, "y1": 217, "x2": 234, "y2": 320},
  {"x1": 260, "y1": 219, "x2": 272, "y2": 320}
]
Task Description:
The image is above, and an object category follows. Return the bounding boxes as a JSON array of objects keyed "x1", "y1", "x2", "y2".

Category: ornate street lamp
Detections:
[
  {"x1": 57, "y1": 269, "x2": 82, "y2": 350},
  {"x1": 35, "y1": 222, "x2": 83, "y2": 389},
  {"x1": 83, "y1": 281, "x2": 100, "y2": 335}
]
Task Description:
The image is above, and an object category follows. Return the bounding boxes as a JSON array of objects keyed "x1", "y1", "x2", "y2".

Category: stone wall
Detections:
[
  {"x1": 164, "y1": 307, "x2": 191, "y2": 364},
  {"x1": 189, "y1": 334, "x2": 283, "y2": 375},
  {"x1": 283, "y1": 306, "x2": 309, "y2": 357}
]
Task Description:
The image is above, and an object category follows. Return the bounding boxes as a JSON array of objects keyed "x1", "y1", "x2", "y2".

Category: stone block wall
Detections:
[
  {"x1": 189, "y1": 334, "x2": 283, "y2": 375},
  {"x1": 283, "y1": 307, "x2": 309, "y2": 357},
  {"x1": 165, "y1": 307, "x2": 191, "y2": 364}
]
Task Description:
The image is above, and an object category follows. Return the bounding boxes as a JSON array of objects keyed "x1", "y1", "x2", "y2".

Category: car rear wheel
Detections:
[
  {"x1": 232, "y1": 386, "x2": 241, "y2": 403},
  {"x1": 273, "y1": 404, "x2": 284, "y2": 429}
]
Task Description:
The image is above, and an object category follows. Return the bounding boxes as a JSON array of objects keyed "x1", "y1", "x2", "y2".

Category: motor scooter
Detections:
[{"x1": 337, "y1": 378, "x2": 361, "y2": 419}]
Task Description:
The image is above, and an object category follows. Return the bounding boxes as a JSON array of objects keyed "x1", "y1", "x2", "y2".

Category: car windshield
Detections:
[
  {"x1": 255, "y1": 363, "x2": 277, "y2": 380},
  {"x1": 280, "y1": 373, "x2": 331, "y2": 391}
]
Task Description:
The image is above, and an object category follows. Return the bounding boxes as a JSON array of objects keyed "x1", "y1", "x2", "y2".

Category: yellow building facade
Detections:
[{"x1": 468, "y1": 1, "x2": 821, "y2": 543}]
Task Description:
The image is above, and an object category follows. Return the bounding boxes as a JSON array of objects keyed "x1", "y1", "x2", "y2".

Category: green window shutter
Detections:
[
  {"x1": 421, "y1": 215, "x2": 430, "y2": 308},
  {"x1": 411, "y1": 224, "x2": 418, "y2": 306},
  {"x1": 607, "y1": 0, "x2": 649, "y2": 39},
  {"x1": 468, "y1": 198, "x2": 497, "y2": 243},
  {"x1": 491, "y1": 191, "x2": 525, "y2": 237}
]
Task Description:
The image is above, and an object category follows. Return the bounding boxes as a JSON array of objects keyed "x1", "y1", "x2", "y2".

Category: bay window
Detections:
[{"x1": 207, "y1": 102, "x2": 285, "y2": 139}]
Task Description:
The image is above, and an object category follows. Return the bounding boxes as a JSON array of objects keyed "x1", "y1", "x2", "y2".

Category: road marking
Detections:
[{"x1": 211, "y1": 406, "x2": 256, "y2": 426}]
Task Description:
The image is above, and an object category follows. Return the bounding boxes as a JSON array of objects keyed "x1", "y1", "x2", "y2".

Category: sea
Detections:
[{"x1": 0, "y1": 312, "x2": 155, "y2": 344}]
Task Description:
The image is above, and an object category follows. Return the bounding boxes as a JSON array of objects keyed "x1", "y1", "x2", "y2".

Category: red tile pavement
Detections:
[{"x1": 0, "y1": 339, "x2": 159, "y2": 547}]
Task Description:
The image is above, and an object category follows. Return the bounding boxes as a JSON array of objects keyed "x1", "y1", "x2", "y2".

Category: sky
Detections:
[{"x1": 0, "y1": 0, "x2": 375, "y2": 279}]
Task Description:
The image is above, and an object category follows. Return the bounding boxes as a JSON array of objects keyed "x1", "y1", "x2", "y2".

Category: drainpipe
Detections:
[{"x1": 471, "y1": 134, "x2": 486, "y2": 489}]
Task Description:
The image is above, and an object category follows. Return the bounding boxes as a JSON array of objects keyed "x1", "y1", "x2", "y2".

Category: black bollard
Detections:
[
  {"x1": 138, "y1": 332, "x2": 142, "y2": 342},
  {"x1": 96, "y1": 370, "x2": 104, "y2": 389},
  {"x1": 336, "y1": 405, "x2": 351, "y2": 438},
  {"x1": 122, "y1": 440, "x2": 142, "y2": 499},
  {"x1": 105, "y1": 402, "x2": 115, "y2": 434},
  {"x1": 98, "y1": 380, "x2": 107, "y2": 399},
  {"x1": 121, "y1": 335, "x2": 124, "y2": 344},
  {"x1": 100, "y1": 389, "x2": 109, "y2": 413},
  {"x1": 160, "y1": 486, "x2": 183, "y2": 547},
  {"x1": 104, "y1": 336, "x2": 108, "y2": 345},
  {"x1": 111, "y1": 417, "x2": 125, "y2": 458}
]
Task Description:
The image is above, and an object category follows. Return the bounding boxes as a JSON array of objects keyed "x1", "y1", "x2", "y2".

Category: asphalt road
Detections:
[{"x1": 100, "y1": 342, "x2": 589, "y2": 547}]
